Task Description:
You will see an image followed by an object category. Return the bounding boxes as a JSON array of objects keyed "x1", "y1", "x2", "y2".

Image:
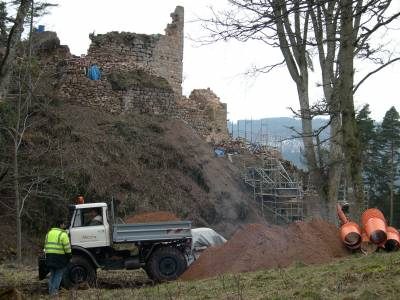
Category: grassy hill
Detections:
[{"x1": 2, "y1": 251, "x2": 400, "y2": 299}]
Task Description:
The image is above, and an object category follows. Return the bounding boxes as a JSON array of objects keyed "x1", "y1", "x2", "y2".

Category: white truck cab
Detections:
[{"x1": 69, "y1": 203, "x2": 111, "y2": 248}]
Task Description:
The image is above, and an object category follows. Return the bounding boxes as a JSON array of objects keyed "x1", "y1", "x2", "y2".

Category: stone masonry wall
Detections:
[
  {"x1": 86, "y1": 6, "x2": 183, "y2": 98},
  {"x1": 177, "y1": 88, "x2": 229, "y2": 143},
  {"x1": 53, "y1": 6, "x2": 229, "y2": 144},
  {"x1": 58, "y1": 59, "x2": 175, "y2": 115},
  {"x1": 58, "y1": 6, "x2": 183, "y2": 115}
]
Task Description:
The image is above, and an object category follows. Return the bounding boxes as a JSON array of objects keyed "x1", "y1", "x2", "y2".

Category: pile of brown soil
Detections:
[
  {"x1": 181, "y1": 219, "x2": 349, "y2": 280},
  {"x1": 125, "y1": 211, "x2": 180, "y2": 223}
]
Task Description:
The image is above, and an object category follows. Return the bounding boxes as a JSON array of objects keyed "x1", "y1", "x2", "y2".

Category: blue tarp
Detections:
[
  {"x1": 87, "y1": 64, "x2": 101, "y2": 80},
  {"x1": 214, "y1": 148, "x2": 225, "y2": 157},
  {"x1": 36, "y1": 25, "x2": 45, "y2": 32}
]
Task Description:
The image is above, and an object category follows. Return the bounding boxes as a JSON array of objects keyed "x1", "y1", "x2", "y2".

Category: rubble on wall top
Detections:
[
  {"x1": 89, "y1": 31, "x2": 161, "y2": 48},
  {"x1": 189, "y1": 88, "x2": 222, "y2": 104},
  {"x1": 89, "y1": 6, "x2": 184, "y2": 47}
]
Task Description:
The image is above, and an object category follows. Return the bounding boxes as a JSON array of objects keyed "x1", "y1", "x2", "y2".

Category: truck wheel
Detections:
[
  {"x1": 62, "y1": 255, "x2": 97, "y2": 289},
  {"x1": 146, "y1": 247, "x2": 187, "y2": 282}
]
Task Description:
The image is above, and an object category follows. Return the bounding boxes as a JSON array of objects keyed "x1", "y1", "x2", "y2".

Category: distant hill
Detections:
[{"x1": 228, "y1": 117, "x2": 329, "y2": 168}]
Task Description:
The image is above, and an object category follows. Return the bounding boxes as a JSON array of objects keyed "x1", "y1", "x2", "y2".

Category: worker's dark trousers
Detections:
[{"x1": 48, "y1": 267, "x2": 65, "y2": 295}]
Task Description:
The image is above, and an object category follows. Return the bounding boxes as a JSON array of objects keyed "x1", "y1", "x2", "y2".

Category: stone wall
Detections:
[
  {"x1": 177, "y1": 88, "x2": 229, "y2": 143},
  {"x1": 86, "y1": 6, "x2": 183, "y2": 98},
  {"x1": 58, "y1": 6, "x2": 183, "y2": 115},
  {"x1": 51, "y1": 6, "x2": 228, "y2": 143},
  {"x1": 58, "y1": 59, "x2": 175, "y2": 114}
]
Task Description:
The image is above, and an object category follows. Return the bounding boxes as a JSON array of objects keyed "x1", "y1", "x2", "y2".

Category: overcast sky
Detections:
[{"x1": 39, "y1": 0, "x2": 400, "y2": 122}]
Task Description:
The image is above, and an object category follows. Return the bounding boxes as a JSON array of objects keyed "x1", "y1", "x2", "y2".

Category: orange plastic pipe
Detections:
[
  {"x1": 337, "y1": 204, "x2": 349, "y2": 225},
  {"x1": 340, "y1": 222, "x2": 361, "y2": 249},
  {"x1": 360, "y1": 230, "x2": 378, "y2": 254},
  {"x1": 361, "y1": 208, "x2": 387, "y2": 244},
  {"x1": 384, "y1": 226, "x2": 400, "y2": 252}
]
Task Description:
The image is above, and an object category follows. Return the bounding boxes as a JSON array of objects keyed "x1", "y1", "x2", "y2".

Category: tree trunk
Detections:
[
  {"x1": 0, "y1": 0, "x2": 30, "y2": 100},
  {"x1": 297, "y1": 84, "x2": 332, "y2": 219},
  {"x1": 339, "y1": 0, "x2": 364, "y2": 220},
  {"x1": 390, "y1": 141, "x2": 394, "y2": 224},
  {"x1": 13, "y1": 141, "x2": 21, "y2": 265},
  {"x1": 326, "y1": 98, "x2": 343, "y2": 223}
]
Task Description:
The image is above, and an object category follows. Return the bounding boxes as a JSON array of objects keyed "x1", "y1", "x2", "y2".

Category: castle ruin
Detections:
[{"x1": 52, "y1": 6, "x2": 228, "y2": 143}]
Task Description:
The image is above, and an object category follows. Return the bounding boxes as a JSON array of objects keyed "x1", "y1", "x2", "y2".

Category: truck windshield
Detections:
[{"x1": 72, "y1": 208, "x2": 104, "y2": 227}]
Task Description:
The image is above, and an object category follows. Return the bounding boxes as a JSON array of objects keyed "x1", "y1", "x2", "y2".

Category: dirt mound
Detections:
[
  {"x1": 181, "y1": 219, "x2": 349, "y2": 280},
  {"x1": 125, "y1": 211, "x2": 180, "y2": 223}
]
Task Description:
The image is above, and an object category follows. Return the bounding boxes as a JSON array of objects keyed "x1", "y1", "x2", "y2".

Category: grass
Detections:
[{"x1": 2, "y1": 251, "x2": 400, "y2": 299}]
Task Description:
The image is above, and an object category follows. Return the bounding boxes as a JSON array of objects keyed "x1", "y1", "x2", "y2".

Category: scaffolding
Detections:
[
  {"x1": 338, "y1": 183, "x2": 370, "y2": 210},
  {"x1": 243, "y1": 154, "x2": 304, "y2": 224}
]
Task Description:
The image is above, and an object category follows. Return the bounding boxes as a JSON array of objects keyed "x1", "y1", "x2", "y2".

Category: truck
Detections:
[{"x1": 39, "y1": 201, "x2": 192, "y2": 287}]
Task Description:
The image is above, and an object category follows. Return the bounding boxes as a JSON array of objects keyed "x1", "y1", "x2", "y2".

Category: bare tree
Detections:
[
  {"x1": 0, "y1": 0, "x2": 31, "y2": 101},
  {"x1": 198, "y1": 0, "x2": 400, "y2": 220},
  {"x1": 0, "y1": 0, "x2": 56, "y2": 264}
]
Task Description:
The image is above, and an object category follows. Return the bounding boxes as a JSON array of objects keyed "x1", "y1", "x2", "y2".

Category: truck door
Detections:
[{"x1": 69, "y1": 207, "x2": 110, "y2": 248}]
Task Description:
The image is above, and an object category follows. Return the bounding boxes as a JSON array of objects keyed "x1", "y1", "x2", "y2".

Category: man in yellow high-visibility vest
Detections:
[{"x1": 44, "y1": 219, "x2": 72, "y2": 296}]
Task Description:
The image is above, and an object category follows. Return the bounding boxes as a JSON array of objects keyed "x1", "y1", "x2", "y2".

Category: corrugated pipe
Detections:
[
  {"x1": 340, "y1": 222, "x2": 362, "y2": 249},
  {"x1": 337, "y1": 204, "x2": 361, "y2": 249},
  {"x1": 361, "y1": 208, "x2": 387, "y2": 245},
  {"x1": 384, "y1": 226, "x2": 400, "y2": 252}
]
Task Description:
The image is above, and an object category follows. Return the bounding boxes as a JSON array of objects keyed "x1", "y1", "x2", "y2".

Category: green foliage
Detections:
[
  {"x1": 11, "y1": 0, "x2": 57, "y2": 19},
  {"x1": 360, "y1": 106, "x2": 400, "y2": 225},
  {"x1": 375, "y1": 107, "x2": 400, "y2": 221},
  {"x1": 356, "y1": 104, "x2": 379, "y2": 194},
  {"x1": 377, "y1": 107, "x2": 400, "y2": 189},
  {"x1": 357, "y1": 104, "x2": 376, "y2": 153}
]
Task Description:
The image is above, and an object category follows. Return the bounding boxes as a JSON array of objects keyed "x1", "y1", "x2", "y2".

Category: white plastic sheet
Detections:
[{"x1": 188, "y1": 228, "x2": 227, "y2": 263}]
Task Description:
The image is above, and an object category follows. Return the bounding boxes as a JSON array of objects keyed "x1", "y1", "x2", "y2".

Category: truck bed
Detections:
[{"x1": 112, "y1": 221, "x2": 192, "y2": 243}]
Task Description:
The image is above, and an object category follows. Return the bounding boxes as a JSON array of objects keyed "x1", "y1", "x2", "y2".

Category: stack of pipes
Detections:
[{"x1": 337, "y1": 204, "x2": 400, "y2": 254}]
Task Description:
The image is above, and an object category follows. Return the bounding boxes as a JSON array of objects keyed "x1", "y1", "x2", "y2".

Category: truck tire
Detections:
[
  {"x1": 146, "y1": 247, "x2": 187, "y2": 282},
  {"x1": 62, "y1": 255, "x2": 97, "y2": 289}
]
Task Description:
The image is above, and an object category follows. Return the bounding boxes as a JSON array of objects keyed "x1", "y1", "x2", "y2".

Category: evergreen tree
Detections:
[
  {"x1": 377, "y1": 107, "x2": 400, "y2": 225},
  {"x1": 356, "y1": 104, "x2": 378, "y2": 207}
]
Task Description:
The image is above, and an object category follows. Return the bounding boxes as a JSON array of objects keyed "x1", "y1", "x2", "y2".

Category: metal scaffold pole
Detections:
[{"x1": 242, "y1": 143, "x2": 303, "y2": 224}]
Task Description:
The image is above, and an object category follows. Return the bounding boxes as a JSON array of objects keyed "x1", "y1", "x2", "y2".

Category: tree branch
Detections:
[{"x1": 353, "y1": 57, "x2": 400, "y2": 94}]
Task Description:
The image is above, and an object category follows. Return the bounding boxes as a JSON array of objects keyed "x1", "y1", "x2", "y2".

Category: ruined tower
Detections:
[{"x1": 152, "y1": 6, "x2": 184, "y2": 98}]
